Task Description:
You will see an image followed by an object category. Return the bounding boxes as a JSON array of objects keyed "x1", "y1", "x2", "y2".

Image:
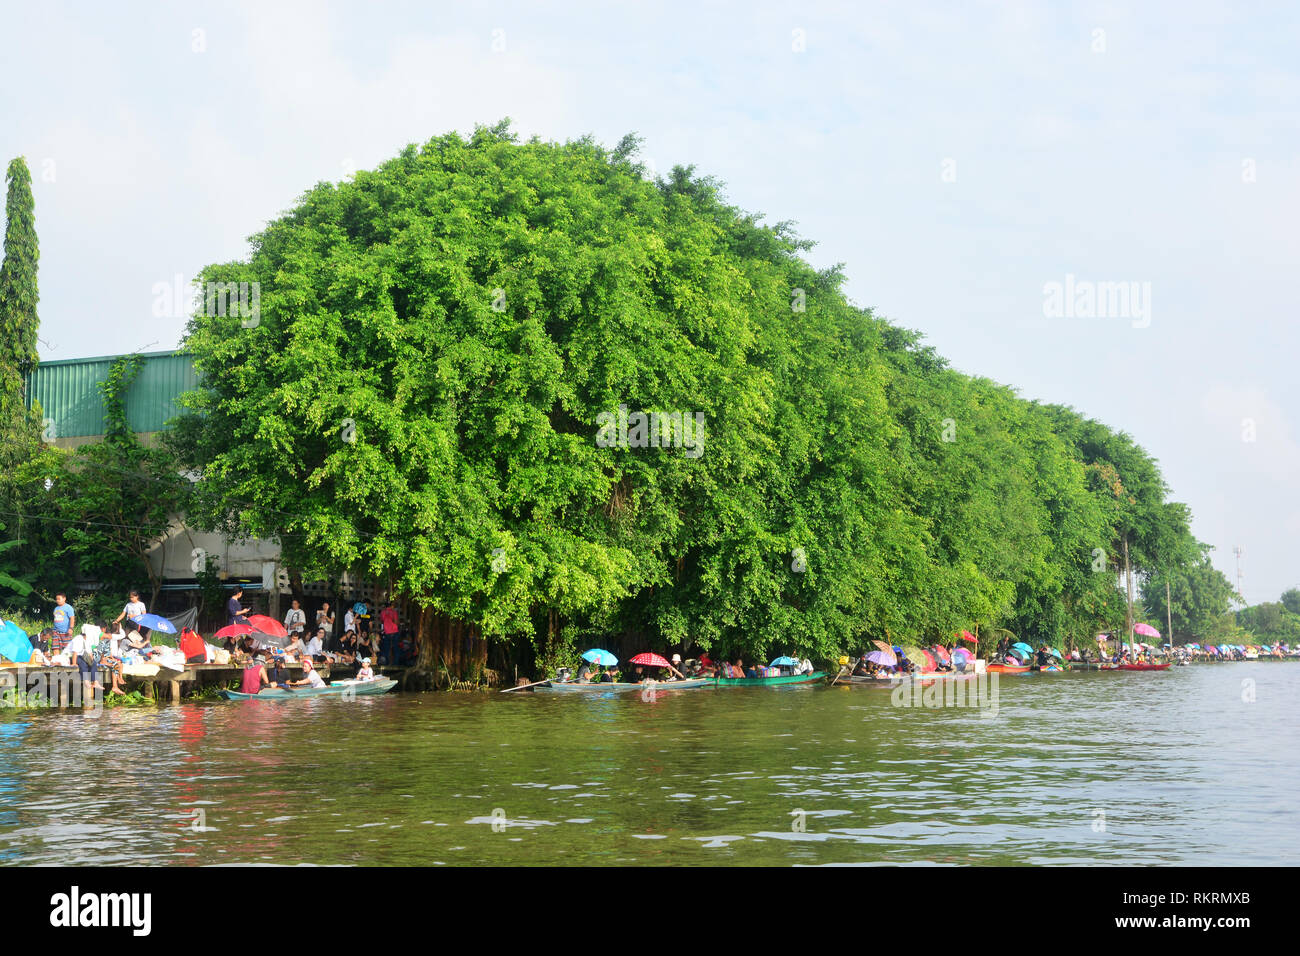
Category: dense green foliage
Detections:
[
  {"x1": 1235, "y1": 597, "x2": 1300, "y2": 646},
  {"x1": 164, "y1": 125, "x2": 1231, "y2": 672}
]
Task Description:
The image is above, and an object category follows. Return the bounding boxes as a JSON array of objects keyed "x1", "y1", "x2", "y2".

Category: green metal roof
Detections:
[{"x1": 26, "y1": 350, "x2": 198, "y2": 439}]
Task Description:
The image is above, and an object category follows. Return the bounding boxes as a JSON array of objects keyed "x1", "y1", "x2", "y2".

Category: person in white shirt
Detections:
[
  {"x1": 113, "y1": 590, "x2": 146, "y2": 627},
  {"x1": 356, "y1": 657, "x2": 374, "y2": 681},
  {"x1": 67, "y1": 624, "x2": 103, "y2": 698},
  {"x1": 288, "y1": 658, "x2": 326, "y2": 689},
  {"x1": 284, "y1": 634, "x2": 307, "y2": 661},
  {"x1": 343, "y1": 606, "x2": 357, "y2": 635},
  {"x1": 315, "y1": 602, "x2": 335, "y2": 641},
  {"x1": 304, "y1": 627, "x2": 324, "y2": 660},
  {"x1": 283, "y1": 599, "x2": 306, "y2": 637}
]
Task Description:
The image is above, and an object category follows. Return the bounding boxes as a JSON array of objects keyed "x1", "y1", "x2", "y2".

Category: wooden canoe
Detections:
[
  {"x1": 716, "y1": 671, "x2": 825, "y2": 687},
  {"x1": 219, "y1": 677, "x2": 397, "y2": 700},
  {"x1": 987, "y1": 663, "x2": 1032, "y2": 674},
  {"x1": 1115, "y1": 663, "x2": 1172, "y2": 671},
  {"x1": 535, "y1": 678, "x2": 714, "y2": 693}
]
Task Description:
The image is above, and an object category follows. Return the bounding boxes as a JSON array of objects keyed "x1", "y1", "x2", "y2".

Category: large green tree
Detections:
[{"x1": 170, "y1": 125, "x2": 1206, "y2": 677}]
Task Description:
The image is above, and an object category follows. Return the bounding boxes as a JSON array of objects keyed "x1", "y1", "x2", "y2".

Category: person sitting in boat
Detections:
[
  {"x1": 665, "y1": 654, "x2": 687, "y2": 681},
  {"x1": 852, "y1": 654, "x2": 871, "y2": 677},
  {"x1": 576, "y1": 658, "x2": 598, "y2": 682},
  {"x1": 1036, "y1": 646, "x2": 1051, "y2": 667},
  {"x1": 287, "y1": 658, "x2": 327, "y2": 689},
  {"x1": 628, "y1": 664, "x2": 647, "y2": 683},
  {"x1": 266, "y1": 651, "x2": 291, "y2": 689},
  {"x1": 356, "y1": 657, "x2": 375, "y2": 681},
  {"x1": 239, "y1": 655, "x2": 271, "y2": 695},
  {"x1": 600, "y1": 665, "x2": 617, "y2": 682}
]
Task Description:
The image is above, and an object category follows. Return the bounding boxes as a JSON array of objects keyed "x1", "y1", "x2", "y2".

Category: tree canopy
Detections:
[{"x1": 167, "y1": 125, "x2": 1228, "y2": 674}]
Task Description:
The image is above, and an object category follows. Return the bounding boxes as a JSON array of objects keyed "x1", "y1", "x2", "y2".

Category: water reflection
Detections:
[{"x1": 0, "y1": 664, "x2": 1296, "y2": 865}]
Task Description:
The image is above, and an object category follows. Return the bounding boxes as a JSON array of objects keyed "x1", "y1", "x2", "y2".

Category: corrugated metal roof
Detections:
[{"x1": 26, "y1": 351, "x2": 198, "y2": 438}]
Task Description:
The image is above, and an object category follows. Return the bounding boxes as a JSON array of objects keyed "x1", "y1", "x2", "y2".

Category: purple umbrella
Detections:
[{"x1": 866, "y1": 649, "x2": 896, "y2": 666}]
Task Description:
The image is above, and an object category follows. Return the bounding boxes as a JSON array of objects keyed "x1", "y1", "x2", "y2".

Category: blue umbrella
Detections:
[
  {"x1": 1011, "y1": 642, "x2": 1034, "y2": 653},
  {"x1": 0, "y1": 620, "x2": 33, "y2": 665},
  {"x1": 769, "y1": 656, "x2": 799, "y2": 666},
  {"x1": 1008, "y1": 646, "x2": 1030, "y2": 660},
  {"x1": 581, "y1": 649, "x2": 618, "y2": 666},
  {"x1": 136, "y1": 613, "x2": 177, "y2": 634},
  {"x1": 1048, "y1": 648, "x2": 1063, "y2": 659},
  {"x1": 891, "y1": 645, "x2": 903, "y2": 653}
]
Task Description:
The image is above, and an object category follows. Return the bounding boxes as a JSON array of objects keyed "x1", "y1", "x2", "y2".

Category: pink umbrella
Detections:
[
  {"x1": 958, "y1": 630, "x2": 977, "y2": 643},
  {"x1": 1133, "y1": 622, "x2": 1161, "y2": 639},
  {"x1": 931, "y1": 645, "x2": 951, "y2": 662}
]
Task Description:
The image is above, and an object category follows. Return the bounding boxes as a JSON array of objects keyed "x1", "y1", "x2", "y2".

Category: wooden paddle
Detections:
[
  {"x1": 500, "y1": 678, "x2": 552, "y2": 693},
  {"x1": 829, "y1": 665, "x2": 850, "y2": 686}
]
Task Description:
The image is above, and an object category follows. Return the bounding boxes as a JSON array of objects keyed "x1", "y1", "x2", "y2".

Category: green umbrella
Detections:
[{"x1": 902, "y1": 647, "x2": 929, "y2": 668}]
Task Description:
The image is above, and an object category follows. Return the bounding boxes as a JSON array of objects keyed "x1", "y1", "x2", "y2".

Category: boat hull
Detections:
[
  {"x1": 716, "y1": 671, "x2": 825, "y2": 687},
  {"x1": 987, "y1": 664, "x2": 1032, "y2": 674},
  {"x1": 536, "y1": 678, "x2": 713, "y2": 693},
  {"x1": 219, "y1": 677, "x2": 397, "y2": 700},
  {"x1": 1115, "y1": 663, "x2": 1172, "y2": 671}
]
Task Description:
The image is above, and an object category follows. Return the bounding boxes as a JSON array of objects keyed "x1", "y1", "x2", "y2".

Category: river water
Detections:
[{"x1": 0, "y1": 662, "x2": 1295, "y2": 866}]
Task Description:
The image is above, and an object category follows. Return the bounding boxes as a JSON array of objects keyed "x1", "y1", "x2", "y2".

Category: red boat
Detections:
[
  {"x1": 1116, "y1": 663, "x2": 1171, "y2": 671},
  {"x1": 987, "y1": 663, "x2": 1032, "y2": 674}
]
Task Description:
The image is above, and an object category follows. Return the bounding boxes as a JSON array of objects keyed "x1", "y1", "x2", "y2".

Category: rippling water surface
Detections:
[{"x1": 0, "y1": 662, "x2": 1295, "y2": 865}]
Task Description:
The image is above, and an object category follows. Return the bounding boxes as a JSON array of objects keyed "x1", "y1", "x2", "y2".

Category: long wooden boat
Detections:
[
  {"x1": 219, "y1": 677, "x2": 397, "y2": 700},
  {"x1": 830, "y1": 672, "x2": 975, "y2": 686},
  {"x1": 1035, "y1": 665, "x2": 1063, "y2": 673},
  {"x1": 1115, "y1": 663, "x2": 1171, "y2": 671},
  {"x1": 829, "y1": 675, "x2": 902, "y2": 687},
  {"x1": 536, "y1": 678, "x2": 714, "y2": 693},
  {"x1": 716, "y1": 671, "x2": 824, "y2": 687},
  {"x1": 987, "y1": 663, "x2": 1032, "y2": 674}
]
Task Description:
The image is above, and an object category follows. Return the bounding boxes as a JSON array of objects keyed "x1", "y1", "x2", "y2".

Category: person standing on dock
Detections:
[
  {"x1": 284, "y1": 599, "x2": 306, "y2": 639},
  {"x1": 227, "y1": 586, "x2": 251, "y2": 627},
  {"x1": 379, "y1": 603, "x2": 399, "y2": 664},
  {"x1": 316, "y1": 601, "x2": 335, "y2": 645},
  {"x1": 51, "y1": 593, "x2": 75, "y2": 656},
  {"x1": 112, "y1": 590, "x2": 146, "y2": 628}
]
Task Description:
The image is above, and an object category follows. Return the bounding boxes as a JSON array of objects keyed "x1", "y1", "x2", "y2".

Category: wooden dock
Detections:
[{"x1": 0, "y1": 660, "x2": 424, "y2": 708}]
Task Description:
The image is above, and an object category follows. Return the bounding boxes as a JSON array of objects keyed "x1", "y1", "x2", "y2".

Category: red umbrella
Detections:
[
  {"x1": 247, "y1": 615, "x2": 286, "y2": 638},
  {"x1": 920, "y1": 650, "x2": 937, "y2": 672},
  {"x1": 931, "y1": 645, "x2": 951, "y2": 662},
  {"x1": 214, "y1": 623, "x2": 253, "y2": 640},
  {"x1": 958, "y1": 630, "x2": 977, "y2": 643},
  {"x1": 629, "y1": 652, "x2": 670, "y2": 668}
]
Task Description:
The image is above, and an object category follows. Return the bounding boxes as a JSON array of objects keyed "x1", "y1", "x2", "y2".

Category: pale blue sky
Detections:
[{"x1": 3, "y1": 1, "x2": 1297, "y2": 603}]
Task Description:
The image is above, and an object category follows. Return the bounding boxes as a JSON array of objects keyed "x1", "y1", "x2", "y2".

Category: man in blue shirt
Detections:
[{"x1": 51, "y1": 592, "x2": 75, "y2": 655}]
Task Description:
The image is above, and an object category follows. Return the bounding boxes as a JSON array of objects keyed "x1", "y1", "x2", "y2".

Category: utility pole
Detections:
[
  {"x1": 1123, "y1": 533, "x2": 1134, "y2": 660},
  {"x1": 1233, "y1": 546, "x2": 1244, "y2": 603},
  {"x1": 1166, "y1": 578, "x2": 1173, "y2": 653}
]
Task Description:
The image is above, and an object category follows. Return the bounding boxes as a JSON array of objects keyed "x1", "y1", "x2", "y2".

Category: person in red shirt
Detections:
[{"x1": 379, "y1": 603, "x2": 399, "y2": 665}]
